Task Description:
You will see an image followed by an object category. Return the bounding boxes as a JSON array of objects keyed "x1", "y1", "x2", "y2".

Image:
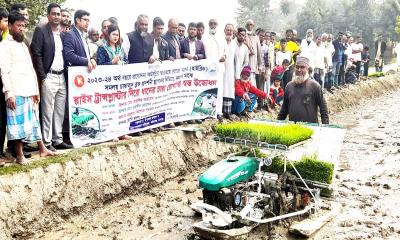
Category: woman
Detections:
[
  {"x1": 96, "y1": 24, "x2": 127, "y2": 65},
  {"x1": 96, "y1": 25, "x2": 131, "y2": 141}
]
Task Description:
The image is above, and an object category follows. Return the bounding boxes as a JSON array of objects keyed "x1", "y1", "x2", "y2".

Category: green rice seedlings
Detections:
[{"x1": 215, "y1": 122, "x2": 314, "y2": 146}]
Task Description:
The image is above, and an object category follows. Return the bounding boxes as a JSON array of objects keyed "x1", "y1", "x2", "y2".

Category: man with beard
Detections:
[
  {"x1": 0, "y1": 12, "x2": 57, "y2": 165},
  {"x1": 180, "y1": 22, "x2": 205, "y2": 60},
  {"x1": 162, "y1": 18, "x2": 181, "y2": 60},
  {"x1": 124, "y1": 14, "x2": 154, "y2": 64},
  {"x1": 244, "y1": 19, "x2": 262, "y2": 87},
  {"x1": 300, "y1": 29, "x2": 317, "y2": 69},
  {"x1": 221, "y1": 23, "x2": 239, "y2": 120},
  {"x1": 277, "y1": 56, "x2": 329, "y2": 124},
  {"x1": 30, "y1": 3, "x2": 73, "y2": 151},
  {"x1": 234, "y1": 27, "x2": 249, "y2": 80},
  {"x1": 60, "y1": 9, "x2": 71, "y2": 32}
]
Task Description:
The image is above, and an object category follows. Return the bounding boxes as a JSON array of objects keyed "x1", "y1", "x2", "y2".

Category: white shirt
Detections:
[
  {"x1": 275, "y1": 51, "x2": 291, "y2": 66},
  {"x1": 77, "y1": 28, "x2": 90, "y2": 59},
  {"x1": 203, "y1": 33, "x2": 226, "y2": 62},
  {"x1": 0, "y1": 35, "x2": 39, "y2": 100},
  {"x1": 50, "y1": 30, "x2": 64, "y2": 71},
  {"x1": 189, "y1": 40, "x2": 196, "y2": 56},
  {"x1": 314, "y1": 44, "x2": 326, "y2": 70},
  {"x1": 152, "y1": 39, "x2": 160, "y2": 60},
  {"x1": 351, "y1": 42, "x2": 363, "y2": 62},
  {"x1": 325, "y1": 42, "x2": 335, "y2": 67},
  {"x1": 300, "y1": 39, "x2": 318, "y2": 68}
]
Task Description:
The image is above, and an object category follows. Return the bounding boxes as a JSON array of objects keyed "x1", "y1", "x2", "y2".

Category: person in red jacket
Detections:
[
  {"x1": 232, "y1": 66, "x2": 267, "y2": 116},
  {"x1": 269, "y1": 78, "x2": 284, "y2": 107}
]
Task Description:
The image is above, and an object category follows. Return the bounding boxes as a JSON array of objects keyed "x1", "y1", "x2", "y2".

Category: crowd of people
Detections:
[{"x1": 0, "y1": 3, "x2": 388, "y2": 166}]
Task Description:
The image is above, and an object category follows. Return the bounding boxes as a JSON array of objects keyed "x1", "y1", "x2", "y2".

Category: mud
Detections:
[{"x1": 32, "y1": 83, "x2": 400, "y2": 239}]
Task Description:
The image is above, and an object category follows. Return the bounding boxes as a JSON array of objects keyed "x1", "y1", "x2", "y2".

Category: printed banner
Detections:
[{"x1": 68, "y1": 59, "x2": 222, "y2": 147}]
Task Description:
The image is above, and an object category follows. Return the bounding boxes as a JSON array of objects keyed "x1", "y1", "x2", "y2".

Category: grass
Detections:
[
  {"x1": 368, "y1": 72, "x2": 385, "y2": 78},
  {"x1": 215, "y1": 122, "x2": 313, "y2": 146},
  {"x1": 0, "y1": 140, "x2": 136, "y2": 176}
]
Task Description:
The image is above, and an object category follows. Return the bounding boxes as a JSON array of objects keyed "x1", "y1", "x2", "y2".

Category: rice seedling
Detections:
[{"x1": 215, "y1": 122, "x2": 313, "y2": 146}]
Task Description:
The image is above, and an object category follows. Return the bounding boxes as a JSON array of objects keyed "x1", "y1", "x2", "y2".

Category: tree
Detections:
[{"x1": 0, "y1": 0, "x2": 66, "y2": 29}]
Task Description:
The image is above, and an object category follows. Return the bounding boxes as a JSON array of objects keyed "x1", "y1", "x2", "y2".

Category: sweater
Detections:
[{"x1": 234, "y1": 79, "x2": 266, "y2": 99}]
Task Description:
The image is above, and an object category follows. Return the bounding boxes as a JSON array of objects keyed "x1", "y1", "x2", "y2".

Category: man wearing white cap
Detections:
[{"x1": 277, "y1": 56, "x2": 329, "y2": 124}]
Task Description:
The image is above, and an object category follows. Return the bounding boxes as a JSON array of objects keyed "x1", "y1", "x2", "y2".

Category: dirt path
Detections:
[{"x1": 33, "y1": 91, "x2": 400, "y2": 240}]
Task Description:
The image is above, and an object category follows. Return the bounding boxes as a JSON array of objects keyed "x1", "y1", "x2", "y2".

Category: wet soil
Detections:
[{"x1": 33, "y1": 90, "x2": 400, "y2": 240}]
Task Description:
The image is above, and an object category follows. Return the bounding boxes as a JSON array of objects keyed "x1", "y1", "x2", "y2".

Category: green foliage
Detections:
[
  {"x1": 238, "y1": 149, "x2": 334, "y2": 184},
  {"x1": 0, "y1": 0, "x2": 66, "y2": 30},
  {"x1": 368, "y1": 72, "x2": 385, "y2": 77},
  {"x1": 215, "y1": 122, "x2": 313, "y2": 146},
  {"x1": 265, "y1": 155, "x2": 334, "y2": 184}
]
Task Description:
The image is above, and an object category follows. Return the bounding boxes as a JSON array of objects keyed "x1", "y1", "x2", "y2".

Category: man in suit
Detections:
[
  {"x1": 62, "y1": 9, "x2": 96, "y2": 144},
  {"x1": 124, "y1": 14, "x2": 154, "y2": 64},
  {"x1": 162, "y1": 18, "x2": 181, "y2": 61},
  {"x1": 151, "y1": 17, "x2": 169, "y2": 61},
  {"x1": 180, "y1": 22, "x2": 205, "y2": 60},
  {"x1": 31, "y1": 3, "x2": 73, "y2": 151}
]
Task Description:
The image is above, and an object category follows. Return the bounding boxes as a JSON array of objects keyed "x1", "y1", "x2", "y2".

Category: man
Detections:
[
  {"x1": 10, "y1": 3, "x2": 31, "y2": 45},
  {"x1": 0, "y1": 8, "x2": 8, "y2": 164},
  {"x1": 31, "y1": 3, "x2": 73, "y2": 151},
  {"x1": 63, "y1": 9, "x2": 96, "y2": 69},
  {"x1": 196, "y1": 22, "x2": 205, "y2": 40},
  {"x1": 162, "y1": 18, "x2": 181, "y2": 60},
  {"x1": 300, "y1": 29, "x2": 317, "y2": 69},
  {"x1": 180, "y1": 22, "x2": 205, "y2": 60},
  {"x1": 0, "y1": 12, "x2": 57, "y2": 164},
  {"x1": 60, "y1": 9, "x2": 71, "y2": 32},
  {"x1": 151, "y1": 17, "x2": 169, "y2": 61},
  {"x1": 97, "y1": 19, "x2": 111, "y2": 46},
  {"x1": 62, "y1": 9, "x2": 96, "y2": 144},
  {"x1": 244, "y1": 19, "x2": 262, "y2": 87},
  {"x1": 234, "y1": 27, "x2": 249, "y2": 80},
  {"x1": 332, "y1": 32, "x2": 344, "y2": 89},
  {"x1": 352, "y1": 36, "x2": 363, "y2": 76},
  {"x1": 221, "y1": 23, "x2": 238, "y2": 120},
  {"x1": 177, "y1": 22, "x2": 186, "y2": 41},
  {"x1": 202, "y1": 19, "x2": 226, "y2": 63},
  {"x1": 256, "y1": 29, "x2": 270, "y2": 109},
  {"x1": 313, "y1": 35, "x2": 326, "y2": 89},
  {"x1": 324, "y1": 33, "x2": 335, "y2": 92},
  {"x1": 124, "y1": 14, "x2": 154, "y2": 64},
  {"x1": 87, "y1": 27, "x2": 99, "y2": 58},
  {"x1": 374, "y1": 34, "x2": 386, "y2": 72},
  {"x1": 277, "y1": 56, "x2": 329, "y2": 124}
]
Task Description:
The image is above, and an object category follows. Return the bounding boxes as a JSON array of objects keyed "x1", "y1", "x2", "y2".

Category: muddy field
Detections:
[{"x1": 32, "y1": 90, "x2": 400, "y2": 240}]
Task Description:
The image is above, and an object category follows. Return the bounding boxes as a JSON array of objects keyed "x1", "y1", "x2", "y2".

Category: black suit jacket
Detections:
[
  {"x1": 153, "y1": 36, "x2": 170, "y2": 61},
  {"x1": 374, "y1": 41, "x2": 386, "y2": 57},
  {"x1": 30, "y1": 24, "x2": 62, "y2": 81},
  {"x1": 162, "y1": 31, "x2": 180, "y2": 59},
  {"x1": 127, "y1": 31, "x2": 154, "y2": 63},
  {"x1": 179, "y1": 38, "x2": 205, "y2": 59}
]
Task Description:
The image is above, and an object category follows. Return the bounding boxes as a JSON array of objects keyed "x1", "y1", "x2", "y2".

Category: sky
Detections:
[{"x1": 64, "y1": 0, "x2": 240, "y2": 35}]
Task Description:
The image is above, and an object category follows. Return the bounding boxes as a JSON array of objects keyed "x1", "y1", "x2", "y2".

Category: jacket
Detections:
[
  {"x1": 162, "y1": 31, "x2": 180, "y2": 59},
  {"x1": 126, "y1": 31, "x2": 153, "y2": 63},
  {"x1": 30, "y1": 23, "x2": 64, "y2": 81},
  {"x1": 179, "y1": 38, "x2": 205, "y2": 59},
  {"x1": 234, "y1": 79, "x2": 266, "y2": 99},
  {"x1": 153, "y1": 36, "x2": 170, "y2": 61},
  {"x1": 62, "y1": 26, "x2": 89, "y2": 66}
]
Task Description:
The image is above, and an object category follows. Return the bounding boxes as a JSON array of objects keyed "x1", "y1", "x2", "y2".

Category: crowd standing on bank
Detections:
[{"x1": 0, "y1": 3, "x2": 389, "y2": 165}]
